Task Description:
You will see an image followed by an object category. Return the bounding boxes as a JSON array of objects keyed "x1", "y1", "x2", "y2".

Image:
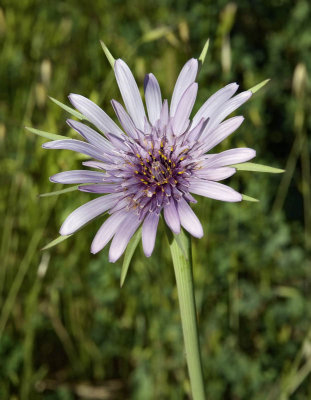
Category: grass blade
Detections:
[{"x1": 120, "y1": 227, "x2": 142, "y2": 287}]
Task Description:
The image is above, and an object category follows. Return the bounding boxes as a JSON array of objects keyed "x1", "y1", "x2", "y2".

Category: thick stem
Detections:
[{"x1": 167, "y1": 229, "x2": 206, "y2": 400}]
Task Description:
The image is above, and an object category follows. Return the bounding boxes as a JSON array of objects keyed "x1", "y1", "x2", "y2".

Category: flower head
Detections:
[{"x1": 44, "y1": 57, "x2": 255, "y2": 262}]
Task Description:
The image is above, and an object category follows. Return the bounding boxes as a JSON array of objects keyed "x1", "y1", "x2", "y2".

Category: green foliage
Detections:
[{"x1": 1, "y1": 0, "x2": 311, "y2": 399}]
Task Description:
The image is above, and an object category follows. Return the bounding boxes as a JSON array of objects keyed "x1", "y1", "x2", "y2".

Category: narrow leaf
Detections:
[
  {"x1": 231, "y1": 162, "x2": 284, "y2": 173},
  {"x1": 242, "y1": 194, "x2": 259, "y2": 202},
  {"x1": 25, "y1": 126, "x2": 67, "y2": 141},
  {"x1": 41, "y1": 235, "x2": 72, "y2": 251},
  {"x1": 49, "y1": 97, "x2": 85, "y2": 120},
  {"x1": 199, "y1": 39, "x2": 210, "y2": 66},
  {"x1": 249, "y1": 79, "x2": 270, "y2": 94},
  {"x1": 39, "y1": 185, "x2": 80, "y2": 198},
  {"x1": 120, "y1": 227, "x2": 142, "y2": 287},
  {"x1": 100, "y1": 40, "x2": 115, "y2": 68}
]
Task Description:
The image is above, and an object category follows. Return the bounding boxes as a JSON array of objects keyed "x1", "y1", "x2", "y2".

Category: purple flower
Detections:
[{"x1": 44, "y1": 57, "x2": 255, "y2": 262}]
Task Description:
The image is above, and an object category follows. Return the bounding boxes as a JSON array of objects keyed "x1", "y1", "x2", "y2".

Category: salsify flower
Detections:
[{"x1": 44, "y1": 57, "x2": 255, "y2": 262}]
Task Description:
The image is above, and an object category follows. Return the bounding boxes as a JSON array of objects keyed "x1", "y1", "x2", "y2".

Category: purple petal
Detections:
[
  {"x1": 50, "y1": 170, "x2": 105, "y2": 184},
  {"x1": 114, "y1": 59, "x2": 146, "y2": 131},
  {"x1": 192, "y1": 83, "x2": 239, "y2": 126},
  {"x1": 91, "y1": 210, "x2": 127, "y2": 254},
  {"x1": 142, "y1": 212, "x2": 159, "y2": 257},
  {"x1": 69, "y1": 94, "x2": 124, "y2": 137},
  {"x1": 189, "y1": 181, "x2": 242, "y2": 202},
  {"x1": 111, "y1": 100, "x2": 138, "y2": 139},
  {"x1": 172, "y1": 82, "x2": 198, "y2": 135},
  {"x1": 158, "y1": 100, "x2": 169, "y2": 129},
  {"x1": 82, "y1": 161, "x2": 107, "y2": 170},
  {"x1": 144, "y1": 73, "x2": 162, "y2": 125},
  {"x1": 164, "y1": 199, "x2": 180, "y2": 234},
  {"x1": 194, "y1": 167, "x2": 236, "y2": 181},
  {"x1": 60, "y1": 193, "x2": 121, "y2": 235},
  {"x1": 199, "y1": 116, "x2": 244, "y2": 153},
  {"x1": 42, "y1": 139, "x2": 112, "y2": 162},
  {"x1": 67, "y1": 119, "x2": 115, "y2": 154},
  {"x1": 79, "y1": 184, "x2": 120, "y2": 193},
  {"x1": 109, "y1": 212, "x2": 141, "y2": 263},
  {"x1": 186, "y1": 118, "x2": 208, "y2": 142},
  {"x1": 176, "y1": 198, "x2": 203, "y2": 238},
  {"x1": 105, "y1": 132, "x2": 128, "y2": 151},
  {"x1": 202, "y1": 91, "x2": 252, "y2": 136},
  {"x1": 203, "y1": 148, "x2": 256, "y2": 168},
  {"x1": 170, "y1": 58, "x2": 198, "y2": 117}
]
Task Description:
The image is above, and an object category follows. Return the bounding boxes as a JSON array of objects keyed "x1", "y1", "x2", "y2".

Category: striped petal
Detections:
[
  {"x1": 111, "y1": 100, "x2": 138, "y2": 139},
  {"x1": 60, "y1": 193, "x2": 121, "y2": 235},
  {"x1": 189, "y1": 181, "x2": 242, "y2": 202},
  {"x1": 199, "y1": 116, "x2": 245, "y2": 153},
  {"x1": 144, "y1": 73, "x2": 162, "y2": 125},
  {"x1": 68, "y1": 94, "x2": 124, "y2": 137},
  {"x1": 202, "y1": 91, "x2": 252, "y2": 137},
  {"x1": 67, "y1": 119, "x2": 115, "y2": 153},
  {"x1": 79, "y1": 184, "x2": 120, "y2": 193},
  {"x1": 42, "y1": 139, "x2": 112, "y2": 162},
  {"x1": 172, "y1": 82, "x2": 198, "y2": 135},
  {"x1": 203, "y1": 148, "x2": 256, "y2": 168},
  {"x1": 142, "y1": 212, "x2": 160, "y2": 257},
  {"x1": 50, "y1": 170, "x2": 105, "y2": 184},
  {"x1": 192, "y1": 83, "x2": 239, "y2": 126},
  {"x1": 164, "y1": 199, "x2": 180, "y2": 234},
  {"x1": 177, "y1": 198, "x2": 203, "y2": 238},
  {"x1": 194, "y1": 167, "x2": 236, "y2": 181},
  {"x1": 91, "y1": 211, "x2": 127, "y2": 254},
  {"x1": 170, "y1": 58, "x2": 198, "y2": 117},
  {"x1": 114, "y1": 59, "x2": 146, "y2": 131},
  {"x1": 109, "y1": 212, "x2": 141, "y2": 262}
]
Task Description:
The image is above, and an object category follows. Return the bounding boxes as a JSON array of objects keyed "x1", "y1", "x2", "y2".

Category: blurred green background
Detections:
[{"x1": 1, "y1": 0, "x2": 311, "y2": 399}]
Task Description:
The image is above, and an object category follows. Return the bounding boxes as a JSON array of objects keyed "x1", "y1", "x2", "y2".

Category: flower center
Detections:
[{"x1": 151, "y1": 160, "x2": 170, "y2": 183}]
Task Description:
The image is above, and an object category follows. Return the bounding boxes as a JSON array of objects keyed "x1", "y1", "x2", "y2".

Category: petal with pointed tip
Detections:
[
  {"x1": 172, "y1": 82, "x2": 198, "y2": 135},
  {"x1": 144, "y1": 73, "x2": 162, "y2": 125},
  {"x1": 60, "y1": 194, "x2": 121, "y2": 235},
  {"x1": 69, "y1": 94, "x2": 124, "y2": 137},
  {"x1": 42, "y1": 139, "x2": 113, "y2": 162},
  {"x1": 91, "y1": 211, "x2": 127, "y2": 254},
  {"x1": 177, "y1": 198, "x2": 203, "y2": 238},
  {"x1": 189, "y1": 181, "x2": 242, "y2": 202},
  {"x1": 114, "y1": 59, "x2": 146, "y2": 130},
  {"x1": 67, "y1": 119, "x2": 115, "y2": 153},
  {"x1": 192, "y1": 83, "x2": 239, "y2": 126},
  {"x1": 109, "y1": 213, "x2": 141, "y2": 262},
  {"x1": 170, "y1": 58, "x2": 198, "y2": 117},
  {"x1": 50, "y1": 170, "x2": 105, "y2": 184},
  {"x1": 164, "y1": 199, "x2": 180, "y2": 234},
  {"x1": 142, "y1": 212, "x2": 159, "y2": 257},
  {"x1": 203, "y1": 148, "x2": 256, "y2": 168}
]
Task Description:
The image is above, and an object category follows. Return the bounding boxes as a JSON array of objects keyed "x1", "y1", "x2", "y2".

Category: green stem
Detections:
[{"x1": 167, "y1": 229, "x2": 206, "y2": 400}]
